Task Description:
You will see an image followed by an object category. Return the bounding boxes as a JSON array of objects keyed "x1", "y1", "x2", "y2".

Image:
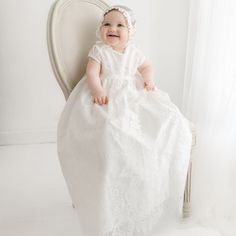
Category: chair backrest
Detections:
[{"x1": 47, "y1": 0, "x2": 109, "y2": 100}]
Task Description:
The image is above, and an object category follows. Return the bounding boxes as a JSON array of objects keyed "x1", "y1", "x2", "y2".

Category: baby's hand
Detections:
[
  {"x1": 144, "y1": 79, "x2": 156, "y2": 91},
  {"x1": 93, "y1": 89, "x2": 108, "y2": 105}
]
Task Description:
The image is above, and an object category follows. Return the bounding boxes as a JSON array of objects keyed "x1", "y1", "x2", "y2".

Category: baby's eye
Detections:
[
  {"x1": 103, "y1": 23, "x2": 110, "y2": 26},
  {"x1": 117, "y1": 23, "x2": 124, "y2": 27}
]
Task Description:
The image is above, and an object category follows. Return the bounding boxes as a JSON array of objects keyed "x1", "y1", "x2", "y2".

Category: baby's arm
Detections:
[
  {"x1": 86, "y1": 58, "x2": 108, "y2": 105},
  {"x1": 138, "y1": 60, "x2": 156, "y2": 91}
]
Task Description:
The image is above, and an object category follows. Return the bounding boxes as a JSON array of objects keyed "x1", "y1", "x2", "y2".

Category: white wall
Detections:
[
  {"x1": 149, "y1": 0, "x2": 190, "y2": 108},
  {"x1": 0, "y1": 0, "x2": 190, "y2": 145},
  {"x1": 0, "y1": 0, "x2": 65, "y2": 145}
]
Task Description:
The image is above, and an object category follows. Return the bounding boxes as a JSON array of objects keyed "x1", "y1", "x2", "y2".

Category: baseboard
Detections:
[{"x1": 0, "y1": 129, "x2": 57, "y2": 146}]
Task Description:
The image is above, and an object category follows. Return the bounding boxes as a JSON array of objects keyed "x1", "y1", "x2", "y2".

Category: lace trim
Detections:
[
  {"x1": 100, "y1": 160, "x2": 169, "y2": 236},
  {"x1": 101, "y1": 203, "x2": 164, "y2": 236}
]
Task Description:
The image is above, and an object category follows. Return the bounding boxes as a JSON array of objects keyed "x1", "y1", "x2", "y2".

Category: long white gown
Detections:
[{"x1": 57, "y1": 42, "x2": 192, "y2": 236}]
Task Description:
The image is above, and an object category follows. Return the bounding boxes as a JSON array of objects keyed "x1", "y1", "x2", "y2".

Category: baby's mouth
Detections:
[{"x1": 107, "y1": 34, "x2": 119, "y2": 38}]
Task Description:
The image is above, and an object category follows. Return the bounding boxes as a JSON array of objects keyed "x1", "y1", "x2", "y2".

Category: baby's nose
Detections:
[{"x1": 109, "y1": 25, "x2": 116, "y2": 31}]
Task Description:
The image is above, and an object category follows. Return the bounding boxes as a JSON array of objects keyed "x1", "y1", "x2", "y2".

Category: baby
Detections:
[
  {"x1": 57, "y1": 5, "x2": 193, "y2": 236},
  {"x1": 86, "y1": 5, "x2": 156, "y2": 105}
]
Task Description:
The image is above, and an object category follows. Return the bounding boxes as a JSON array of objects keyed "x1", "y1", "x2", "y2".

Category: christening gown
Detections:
[{"x1": 57, "y1": 42, "x2": 192, "y2": 236}]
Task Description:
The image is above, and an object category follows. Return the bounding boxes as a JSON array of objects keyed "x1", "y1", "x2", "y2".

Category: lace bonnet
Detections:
[
  {"x1": 103, "y1": 5, "x2": 136, "y2": 34},
  {"x1": 96, "y1": 5, "x2": 136, "y2": 40}
]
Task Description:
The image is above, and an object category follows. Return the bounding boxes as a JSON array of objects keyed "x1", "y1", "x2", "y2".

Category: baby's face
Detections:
[{"x1": 100, "y1": 10, "x2": 129, "y2": 52}]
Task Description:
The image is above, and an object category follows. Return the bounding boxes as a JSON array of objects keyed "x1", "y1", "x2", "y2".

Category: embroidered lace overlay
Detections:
[{"x1": 57, "y1": 42, "x2": 192, "y2": 236}]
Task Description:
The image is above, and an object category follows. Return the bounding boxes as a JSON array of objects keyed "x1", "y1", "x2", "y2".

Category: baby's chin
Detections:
[{"x1": 104, "y1": 40, "x2": 128, "y2": 47}]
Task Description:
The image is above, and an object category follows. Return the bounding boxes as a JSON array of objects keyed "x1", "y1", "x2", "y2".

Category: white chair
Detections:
[{"x1": 47, "y1": 0, "x2": 196, "y2": 218}]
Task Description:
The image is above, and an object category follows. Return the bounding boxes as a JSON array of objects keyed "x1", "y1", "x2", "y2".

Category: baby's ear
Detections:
[
  {"x1": 95, "y1": 25, "x2": 102, "y2": 40},
  {"x1": 128, "y1": 29, "x2": 134, "y2": 41},
  {"x1": 99, "y1": 26, "x2": 104, "y2": 36}
]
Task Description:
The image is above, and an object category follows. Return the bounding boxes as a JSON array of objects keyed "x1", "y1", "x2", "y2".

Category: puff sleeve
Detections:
[{"x1": 88, "y1": 44, "x2": 102, "y2": 64}]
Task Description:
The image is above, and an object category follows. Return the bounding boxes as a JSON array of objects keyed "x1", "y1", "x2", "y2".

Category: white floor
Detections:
[{"x1": 0, "y1": 143, "x2": 232, "y2": 236}]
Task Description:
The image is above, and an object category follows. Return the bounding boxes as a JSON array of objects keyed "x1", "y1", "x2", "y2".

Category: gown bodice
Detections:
[{"x1": 88, "y1": 42, "x2": 146, "y2": 79}]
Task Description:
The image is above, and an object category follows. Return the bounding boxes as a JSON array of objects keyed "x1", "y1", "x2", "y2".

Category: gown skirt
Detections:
[{"x1": 57, "y1": 71, "x2": 192, "y2": 236}]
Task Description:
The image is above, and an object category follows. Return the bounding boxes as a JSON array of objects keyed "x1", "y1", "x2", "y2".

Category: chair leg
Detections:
[
  {"x1": 183, "y1": 123, "x2": 196, "y2": 218},
  {"x1": 183, "y1": 159, "x2": 192, "y2": 218}
]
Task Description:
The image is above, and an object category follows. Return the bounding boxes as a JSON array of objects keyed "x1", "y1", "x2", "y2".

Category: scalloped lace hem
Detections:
[{"x1": 101, "y1": 203, "x2": 165, "y2": 236}]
